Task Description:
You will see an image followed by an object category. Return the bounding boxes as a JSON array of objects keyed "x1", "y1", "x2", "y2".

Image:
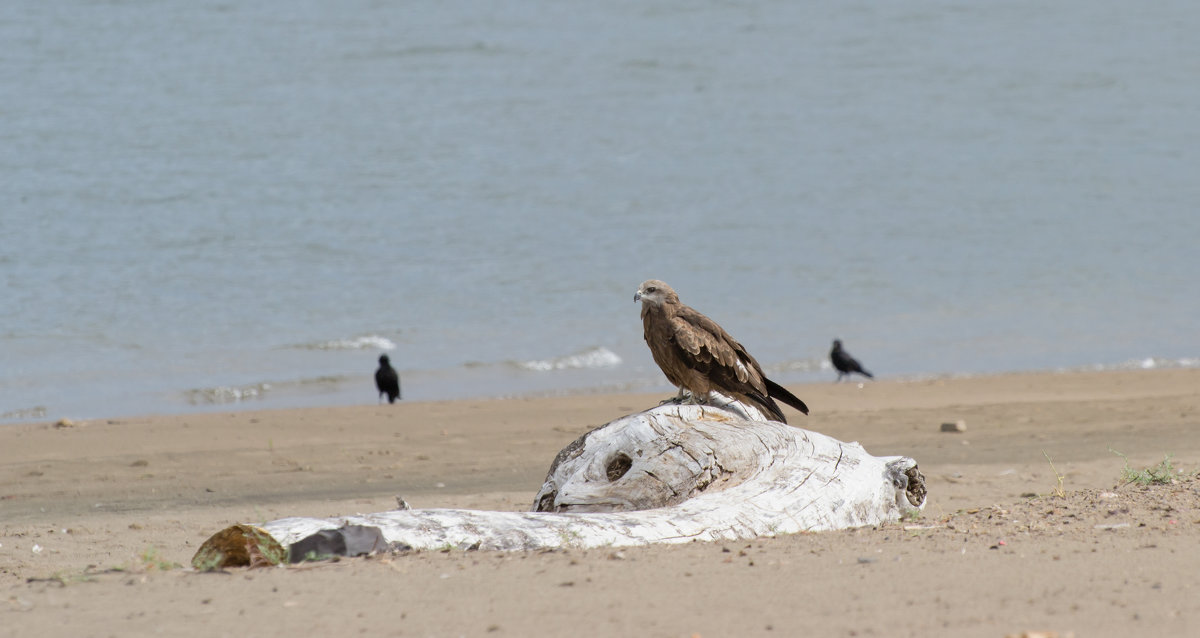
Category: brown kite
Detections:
[{"x1": 635, "y1": 279, "x2": 808, "y2": 423}]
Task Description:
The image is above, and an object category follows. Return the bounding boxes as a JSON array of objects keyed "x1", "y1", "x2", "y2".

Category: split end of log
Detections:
[
  {"x1": 889, "y1": 460, "x2": 927, "y2": 509},
  {"x1": 905, "y1": 465, "x2": 927, "y2": 507}
]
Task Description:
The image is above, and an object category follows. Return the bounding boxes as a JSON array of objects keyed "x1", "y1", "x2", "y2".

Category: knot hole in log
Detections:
[
  {"x1": 606, "y1": 453, "x2": 633, "y2": 482},
  {"x1": 535, "y1": 489, "x2": 556, "y2": 512}
]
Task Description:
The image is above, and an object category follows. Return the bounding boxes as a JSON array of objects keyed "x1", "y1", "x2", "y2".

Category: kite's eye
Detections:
[{"x1": 646, "y1": 286, "x2": 656, "y2": 293}]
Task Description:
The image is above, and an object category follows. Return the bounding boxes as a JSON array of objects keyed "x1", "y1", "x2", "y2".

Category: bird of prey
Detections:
[
  {"x1": 375, "y1": 354, "x2": 401, "y2": 404},
  {"x1": 635, "y1": 279, "x2": 808, "y2": 423},
  {"x1": 830, "y1": 339, "x2": 873, "y2": 382}
]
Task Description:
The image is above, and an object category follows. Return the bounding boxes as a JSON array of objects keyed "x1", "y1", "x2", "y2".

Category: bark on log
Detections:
[{"x1": 193, "y1": 402, "x2": 925, "y2": 567}]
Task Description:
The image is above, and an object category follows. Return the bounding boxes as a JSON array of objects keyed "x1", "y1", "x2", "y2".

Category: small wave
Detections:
[
  {"x1": 764, "y1": 357, "x2": 829, "y2": 374},
  {"x1": 185, "y1": 383, "x2": 272, "y2": 405},
  {"x1": 1145, "y1": 356, "x2": 1200, "y2": 369},
  {"x1": 1105, "y1": 357, "x2": 1200, "y2": 371},
  {"x1": 1058, "y1": 356, "x2": 1200, "y2": 374},
  {"x1": 292, "y1": 335, "x2": 397, "y2": 351},
  {"x1": 2, "y1": 405, "x2": 48, "y2": 420},
  {"x1": 518, "y1": 347, "x2": 622, "y2": 372}
]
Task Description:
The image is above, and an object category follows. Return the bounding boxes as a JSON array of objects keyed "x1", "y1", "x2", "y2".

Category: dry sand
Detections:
[{"x1": 2, "y1": 369, "x2": 1199, "y2": 637}]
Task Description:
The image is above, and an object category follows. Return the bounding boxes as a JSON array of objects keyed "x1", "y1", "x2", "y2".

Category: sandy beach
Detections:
[{"x1": 3, "y1": 368, "x2": 1199, "y2": 637}]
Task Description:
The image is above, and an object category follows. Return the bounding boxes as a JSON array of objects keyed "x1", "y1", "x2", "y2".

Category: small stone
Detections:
[
  {"x1": 11, "y1": 597, "x2": 34, "y2": 612},
  {"x1": 940, "y1": 420, "x2": 966, "y2": 433}
]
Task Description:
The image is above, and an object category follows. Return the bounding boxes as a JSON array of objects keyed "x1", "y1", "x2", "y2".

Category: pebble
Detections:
[{"x1": 940, "y1": 420, "x2": 967, "y2": 433}]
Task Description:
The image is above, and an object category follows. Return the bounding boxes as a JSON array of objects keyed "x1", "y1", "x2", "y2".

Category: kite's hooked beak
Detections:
[{"x1": 634, "y1": 290, "x2": 643, "y2": 302}]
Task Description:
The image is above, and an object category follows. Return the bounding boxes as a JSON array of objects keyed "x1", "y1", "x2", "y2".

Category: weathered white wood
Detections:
[{"x1": 196, "y1": 401, "x2": 925, "y2": 563}]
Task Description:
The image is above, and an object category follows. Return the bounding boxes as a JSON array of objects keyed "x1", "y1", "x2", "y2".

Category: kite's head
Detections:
[{"x1": 635, "y1": 279, "x2": 677, "y2": 307}]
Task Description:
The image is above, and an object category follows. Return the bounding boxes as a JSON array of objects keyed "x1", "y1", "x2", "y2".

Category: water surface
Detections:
[{"x1": 3, "y1": 1, "x2": 1198, "y2": 422}]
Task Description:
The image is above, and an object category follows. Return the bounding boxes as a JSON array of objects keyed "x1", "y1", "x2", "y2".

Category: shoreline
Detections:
[
  {"x1": 3, "y1": 367, "x2": 1199, "y2": 636},
  {"x1": 5, "y1": 357, "x2": 1199, "y2": 428}
]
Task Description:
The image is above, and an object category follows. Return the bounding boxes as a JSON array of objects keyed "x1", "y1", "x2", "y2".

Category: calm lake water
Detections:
[{"x1": 3, "y1": 0, "x2": 1198, "y2": 423}]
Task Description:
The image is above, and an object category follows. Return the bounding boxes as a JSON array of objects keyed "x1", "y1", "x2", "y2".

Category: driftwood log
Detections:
[{"x1": 193, "y1": 401, "x2": 925, "y2": 568}]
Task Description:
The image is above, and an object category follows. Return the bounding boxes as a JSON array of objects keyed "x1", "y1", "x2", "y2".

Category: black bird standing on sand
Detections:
[
  {"x1": 830, "y1": 339, "x2": 873, "y2": 382},
  {"x1": 375, "y1": 354, "x2": 401, "y2": 404}
]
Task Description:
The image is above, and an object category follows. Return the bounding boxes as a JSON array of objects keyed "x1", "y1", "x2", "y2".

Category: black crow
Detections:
[
  {"x1": 375, "y1": 354, "x2": 401, "y2": 403},
  {"x1": 830, "y1": 339, "x2": 873, "y2": 382}
]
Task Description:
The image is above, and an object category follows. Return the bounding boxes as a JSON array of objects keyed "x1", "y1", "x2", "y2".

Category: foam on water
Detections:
[
  {"x1": 518, "y1": 347, "x2": 623, "y2": 372},
  {"x1": 1, "y1": 406, "x2": 48, "y2": 421},
  {"x1": 291, "y1": 335, "x2": 397, "y2": 351},
  {"x1": 764, "y1": 357, "x2": 830, "y2": 375},
  {"x1": 185, "y1": 383, "x2": 273, "y2": 405},
  {"x1": 1064, "y1": 357, "x2": 1200, "y2": 373},
  {"x1": 181, "y1": 375, "x2": 360, "y2": 406}
]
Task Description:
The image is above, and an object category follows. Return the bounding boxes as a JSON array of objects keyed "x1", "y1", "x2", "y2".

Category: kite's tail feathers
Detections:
[
  {"x1": 861, "y1": 369, "x2": 874, "y2": 379},
  {"x1": 740, "y1": 390, "x2": 788, "y2": 423},
  {"x1": 765, "y1": 378, "x2": 809, "y2": 416}
]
